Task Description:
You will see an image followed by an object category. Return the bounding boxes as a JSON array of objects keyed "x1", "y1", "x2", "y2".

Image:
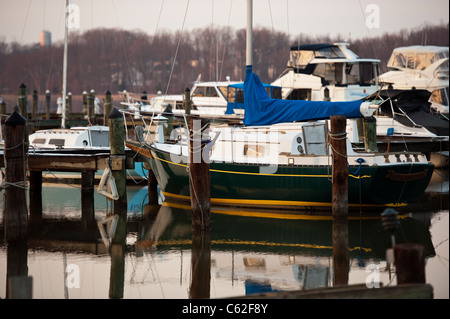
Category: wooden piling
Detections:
[
  {"x1": 82, "y1": 91, "x2": 88, "y2": 116},
  {"x1": 188, "y1": 116, "x2": 211, "y2": 232},
  {"x1": 32, "y1": 89, "x2": 38, "y2": 120},
  {"x1": 330, "y1": 115, "x2": 349, "y2": 286},
  {"x1": 0, "y1": 100, "x2": 6, "y2": 124},
  {"x1": 45, "y1": 90, "x2": 51, "y2": 119},
  {"x1": 88, "y1": 89, "x2": 95, "y2": 124},
  {"x1": 108, "y1": 107, "x2": 128, "y2": 244},
  {"x1": 29, "y1": 170, "x2": 43, "y2": 224},
  {"x1": 67, "y1": 92, "x2": 72, "y2": 119},
  {"x1": 363, "y1": 116, "x2": 378, "y2": 152},
  {"x1": 184, "y1": 88, "x2": 191, "y2": 115},
  {"x1": 147, "y1": 168, "x2": 159, "y2": 206},
  {"x1": 104, "y1": 90, "x2": 112, "y2": 126},
  {"x1": 6, "y1": 241, "x2": 30, "y2": 299},
  {"x1": 18, "y1": 83, "x2": 27, "y2": 119},
  {"x1": 3, "y1": 111, "x2": 28, "y2": 243},
  {"x1": 189, "y1": 230, "x2": 211, "y2": 299},
  {"x1": 109, "y1": 243, "x2": 125, "y2": 299},
  {"x1": 81, "y1": 170, "x2": 95, "y2": 230},
  {"x1": 394, "y1": 243, "x2": 427, "y2": 285}
]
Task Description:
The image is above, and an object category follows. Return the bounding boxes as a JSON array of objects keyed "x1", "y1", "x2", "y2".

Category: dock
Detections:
[{"x1": 0, "y1": 92, "x2": 443, "y2": 299}]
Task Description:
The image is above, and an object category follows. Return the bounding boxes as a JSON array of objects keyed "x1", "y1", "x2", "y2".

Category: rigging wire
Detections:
[
  {"x1": 163, "y1": 0, "x2": 191, "y2": 98},
  {"x1": 218, "y1": 0, "x2": 234, "y2": 81},
  {"x1": 358, "y1": 0, "x2": 378, "y2": 60},
  {"x1": 111, "y1": 0, "x2": 136, "y2": 94},
  {"x1": 19, "y1": 0, "x2": 32, "y2": 44}
]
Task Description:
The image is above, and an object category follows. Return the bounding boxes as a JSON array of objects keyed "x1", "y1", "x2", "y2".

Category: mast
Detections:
[
  {"x1": 246, "y1": 0, "x2": 253, "y2": 67},
  {"x1": 61, "y1": 0, "x2": 69, "y2": 129}
]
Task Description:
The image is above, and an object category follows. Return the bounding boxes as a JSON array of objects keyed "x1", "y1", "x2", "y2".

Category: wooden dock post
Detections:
[
  {"x1": 108, "y1": 107, "x2": 128, "y2": 243},
  {"x1": 109, "y1": 243, "x2": 125, "y2": 299},
  {"x1": 184, "y1": 88, "x2": 191, "y2": 115},
  {"x1": 88, "y1": 89, "x2": 95, "y2": 124},
  {"x1": 0, "y1": 100, "x2": 6, "y2": 122},
  {"x1": 45, "y1": 90, "x2": 51, "y2": 119},
  {"x1": 81, "y1": 170, "x2": 95, "y2": 230},
  {"x1": 29, "y1": 170, "x2": 43, "y2": 224},
  {"x1": 18, "y1": 83, "x2": 27, "y2": 119},
  {"x1": 6, "y1": 241, "x2": 31, "y2": 299},
  {"x1": 188, "y1": 116, "x2": 211, "y2": 232},
  {"x1": 3, "y1": 111, "x2": 28, "y2": 244},
  {"x1": 189, "y1": 230, "x2": 211, "y2": 299},
  {"x1": 104, "y1": 90, "x2": 112, "y2": 126},
  {"x1": 147, "y1": 169, "x2": 159, "y2": 206},
  {"x1": 67, "y1": 92, "x2": 72, "y2": 119},
  {"x1": 82, "y1": 90, "x2": 88, "y2": 117},
  {"x1": 330, "y1": 115, "x2": 349, "y2": 286},
  {"x1": 363, "y1": 116, "x2": 378, "y2": 152},
  {"x1": 32, "y1": 89, "x2": 38, "y2": 120},
  {"x1": 394, "y1": 243, "x2": 427, "y2": 285}
]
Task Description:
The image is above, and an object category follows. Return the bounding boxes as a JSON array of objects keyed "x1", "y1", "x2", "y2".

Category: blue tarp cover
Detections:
[
  {"x1": 225, "y1": 82, "x2": 280, "y2": 115},
  {"x1": 243, "y1": 65, "x2": 364, "y2": 126}
]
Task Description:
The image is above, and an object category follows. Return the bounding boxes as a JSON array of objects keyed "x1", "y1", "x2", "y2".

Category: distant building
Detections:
[{"x1": 40, "y1": 30, "x2": 51, "y2": 47}]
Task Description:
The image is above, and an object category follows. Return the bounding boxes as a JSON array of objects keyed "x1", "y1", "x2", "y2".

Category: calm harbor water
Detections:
[{"x1": 0, "y1": 175, "x2": 448, "y2": 299}]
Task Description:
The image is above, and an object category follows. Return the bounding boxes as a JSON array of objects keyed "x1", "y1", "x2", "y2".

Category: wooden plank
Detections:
[{"x1": 27, "y1": 154, "x2": 99, "y2": 171}]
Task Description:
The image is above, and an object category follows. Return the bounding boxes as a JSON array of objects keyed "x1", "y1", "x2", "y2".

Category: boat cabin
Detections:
[
  {"x1": 29, "y1": 126, "x2": 110, "y2": 150},
  {"x1": 272, "y1": 43, "x2": 380, "y2": 102},
  {"x1": 379, "y1": 45, "x2": 449, "y2": 115}
]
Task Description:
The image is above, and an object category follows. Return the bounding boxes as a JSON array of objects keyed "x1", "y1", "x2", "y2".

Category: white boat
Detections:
[
  {"x1": 120, "y1": 79, "x2": 280, "y2": 119},
  {"x1": 29, "y1": 126, "x2": 110, "y2": 150},
  {"x1": 378, "y1": 45, "x2": 449, "y2": 115},
  {"x1": 271, "y1": 43, "x2": 381, "y2": 102},
  {"x1": 28, "y1": 126, "x2": 147, "y2": 183}
]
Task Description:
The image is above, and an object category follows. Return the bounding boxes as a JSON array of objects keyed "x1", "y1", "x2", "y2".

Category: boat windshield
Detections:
[
  {"x1": 191, "y1": 86, "x2": 220, "y2": 97},
  {"x1": 311, "y1": 62, "x2": 378, "y2": 86},
  {"x1": 430, "y1": 87, "x2": 449, "y2": 107},
  {"x1": 288, "y1": 45, "x2": 346, "y2": 68},
  {"x1": 387, "y1": 47, "x2": 449, "y2": 71}
]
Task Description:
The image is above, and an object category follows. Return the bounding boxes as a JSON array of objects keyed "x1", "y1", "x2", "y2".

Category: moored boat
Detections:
[{"x1": 125, "y1": 66, "x2": 434, "y2": 211}]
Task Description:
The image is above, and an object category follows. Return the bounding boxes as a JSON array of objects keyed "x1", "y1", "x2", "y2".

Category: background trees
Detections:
[{"x1": 0, "y1": 23, "x2": 448, "y2": 98}]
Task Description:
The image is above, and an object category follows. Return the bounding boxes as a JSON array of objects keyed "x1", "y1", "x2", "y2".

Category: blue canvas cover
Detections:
[
  {"x1": 243, "y1": 65, "x2": 364, "y2": 126},
  {"x1": 225, "y1": 82, "x2": 281, "y2": 115}
]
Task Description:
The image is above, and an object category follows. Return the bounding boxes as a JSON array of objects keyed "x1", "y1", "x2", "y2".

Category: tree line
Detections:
[{"x1": 0, "y1": 23, "x2": 448, "y2": 97}]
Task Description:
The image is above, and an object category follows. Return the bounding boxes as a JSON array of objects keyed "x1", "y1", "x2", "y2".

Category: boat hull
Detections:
[{"x1": 129, "y1": 141, "x2": 434, "y2": 210}]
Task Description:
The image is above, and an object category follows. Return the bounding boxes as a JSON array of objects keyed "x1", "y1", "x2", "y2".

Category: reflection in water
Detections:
[{"x1": 0, "y1": 185, "x2": 448, "y2": 298}]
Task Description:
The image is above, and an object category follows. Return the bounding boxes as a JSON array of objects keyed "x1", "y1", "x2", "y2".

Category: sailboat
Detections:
[{"x1": 124, "y1": 0, "x2": 434, "y2": 211}]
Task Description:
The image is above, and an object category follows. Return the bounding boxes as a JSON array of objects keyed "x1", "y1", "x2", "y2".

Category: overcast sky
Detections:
[{"x1": 0, "y1": 0, "x2": 448, "y2": 45}]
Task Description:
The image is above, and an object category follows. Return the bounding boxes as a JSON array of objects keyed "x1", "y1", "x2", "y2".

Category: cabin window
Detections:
[
  {"x1": 313, "y1": 63, "x2": 343, "y2": 86},
  {"x1": 286, "y1": 89, "x2": 311, "y2": 100},
  {"x1": 49, "y1": 139, "x2": 65, "y2": 147},
  {"x1": 91, "y1": 131, "x2": 109, "y2": 147},
  {"x1": 225, "y1": 86, "x2": 244, "y2": 104},
  {"x1": 243, "y1": 144, "x2": 264, "y2": 157},
  {"x1": 346, "y1": 62, "x2": 377, "y2": 86},
  {"x1": 302, "y1": 124, "x2": 328, "y2": 156},
  {"x1": 192, "y1": 86, "x2": 219, "y2": 97},
  {"x1": 430, "y1": 87, "x2": 449, "y2": 106},
  {"x1": 32, "y1": 138, "x2": 46, "y2": 144}
]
